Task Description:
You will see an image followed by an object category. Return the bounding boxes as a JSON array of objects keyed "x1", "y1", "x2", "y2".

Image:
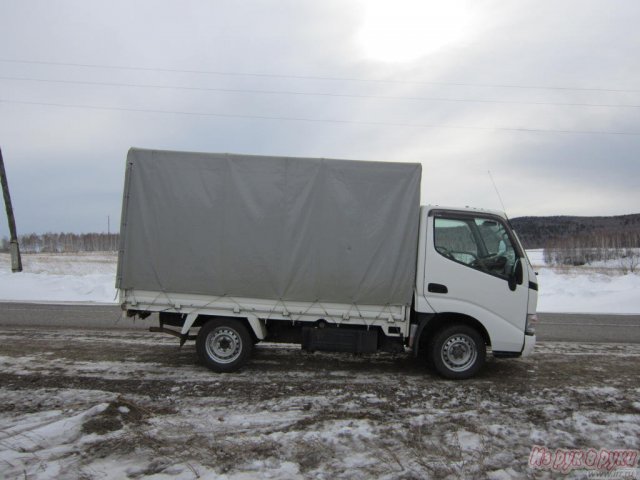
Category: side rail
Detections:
[{"x1": 120, "y1": 289, "x2": 409, "y2": 340}]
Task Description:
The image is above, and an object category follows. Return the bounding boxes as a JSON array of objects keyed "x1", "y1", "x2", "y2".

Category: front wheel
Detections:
[
  {"x1": 196, "y1": 318, "x2": 253, "y2": 372},
  {"x1": 428, "y1": 324, "x2": 486, "y2": 379}
]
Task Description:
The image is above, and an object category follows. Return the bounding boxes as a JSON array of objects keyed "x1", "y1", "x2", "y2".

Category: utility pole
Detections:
[{"x1": 0, "y1": 148, "x2": 22, "y2": 272}]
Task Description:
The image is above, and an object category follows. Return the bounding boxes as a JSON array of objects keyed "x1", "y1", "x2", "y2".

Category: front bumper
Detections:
[{"x1": 521, "y1": 334, "x2": 536, "y2": 357}]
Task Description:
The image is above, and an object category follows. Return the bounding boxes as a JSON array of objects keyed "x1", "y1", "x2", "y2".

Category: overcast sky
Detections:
[{"x1": 1, "y1": 0, "x2": 639, "y2": 235}]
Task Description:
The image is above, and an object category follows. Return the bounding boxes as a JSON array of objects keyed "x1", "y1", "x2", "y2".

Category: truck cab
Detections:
[{"x1": 410, "y1": 205, "x2": 537, "y2": 378}]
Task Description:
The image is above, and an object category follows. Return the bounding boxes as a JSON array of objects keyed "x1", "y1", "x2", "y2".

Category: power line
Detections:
[
  {"x1": 1, "y1": 98, "x2": 638, "y2": 136},
  {"x1": 1, "y1": 75, "x2": 638, "y2": 109},
  {"x1": 1, "y1": 58, "x2": 638, "y2": 94}
]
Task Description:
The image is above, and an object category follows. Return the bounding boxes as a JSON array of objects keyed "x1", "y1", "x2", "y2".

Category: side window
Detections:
[
  {"x1": 434, "y1": 218, "x2": 479, "y2": 266},
  {"x1": 434, "y1": 216, "x2": 519, "y2": 279}
]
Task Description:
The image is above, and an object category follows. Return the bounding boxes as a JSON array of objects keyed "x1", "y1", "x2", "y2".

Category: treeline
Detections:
[
  {"x1": 511, "y1": 213, "x2": 640, "y2": 249},
  {"x1": 0, "y1": 233, "x2": 119, "y2": 253},
  {"x1": 543, "y1": 231, "x2": 640, "y2": 271},
  {"x1": 544, "y1": 231, "x2": 640, "y2": 252}
]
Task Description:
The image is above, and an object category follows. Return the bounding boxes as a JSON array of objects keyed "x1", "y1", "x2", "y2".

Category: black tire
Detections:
[
  {"x1": 428, "y1": 323, "x2": 486, "y2": 379},
  {"x1": 196, "y1": 318, "x2": 253, "y2": 373}
]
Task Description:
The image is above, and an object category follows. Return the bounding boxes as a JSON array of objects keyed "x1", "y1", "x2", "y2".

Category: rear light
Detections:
[{"x1": 525, "y1": 314, "x2": 538, "y2": 335}]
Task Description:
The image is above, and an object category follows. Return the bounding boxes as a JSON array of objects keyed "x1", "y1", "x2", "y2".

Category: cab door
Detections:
[{"x1": 423, "y1": 210, "x2": 529, "y2": 352}]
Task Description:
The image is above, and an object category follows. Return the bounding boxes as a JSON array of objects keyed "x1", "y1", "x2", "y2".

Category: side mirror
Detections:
[{"x1": 508, "y1": 258, "x2": 523, "y2": 291}]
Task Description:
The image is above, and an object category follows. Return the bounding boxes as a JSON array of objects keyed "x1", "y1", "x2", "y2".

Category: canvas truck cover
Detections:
[{"x1": 116, "y1": 148, "x2": 421, "y2": 306}]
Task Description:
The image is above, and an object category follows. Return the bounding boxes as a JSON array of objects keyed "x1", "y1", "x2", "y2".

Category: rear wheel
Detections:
[
  {"x1": 428, "y1": 323, "x2": 486, "y2": 379},
  {"x1": 196, "y1": 318, "x2": 253, "y2": 372}
]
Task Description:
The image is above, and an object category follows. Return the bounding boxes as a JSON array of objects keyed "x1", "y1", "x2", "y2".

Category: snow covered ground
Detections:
[
  {"x1": 0, "y1": 251, "x2": 639, "y2": 313},
  {"x1": 0, "y1": 253, "x2": 117, "y2": 304},
  {"x1": 525, "y1": 249, "x2": 640, "y2": 314},
  {"x1": 0, "y1": 327, "x2": 638, "y2": 479}
]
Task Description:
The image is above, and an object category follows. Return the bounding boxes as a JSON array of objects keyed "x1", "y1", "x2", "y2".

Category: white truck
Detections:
[{"x1": 117, "y1": 148, "x2": 537, "y2": 379}]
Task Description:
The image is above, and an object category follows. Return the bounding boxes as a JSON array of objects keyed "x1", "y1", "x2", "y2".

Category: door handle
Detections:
[{"x1": 428, "y1": 283, "x2": 448, "y2": 294}]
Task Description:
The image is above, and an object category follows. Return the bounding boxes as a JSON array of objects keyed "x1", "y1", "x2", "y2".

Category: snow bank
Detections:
[
  {"x1": 0, "y1": 253, "x2": 117, "y2": 303},
  {"x1": 526, "y1": 248, "x2": 640, "y2": 313},
  {"x1": 535, "y1": 268, "x2": 640, "y2": 314}
]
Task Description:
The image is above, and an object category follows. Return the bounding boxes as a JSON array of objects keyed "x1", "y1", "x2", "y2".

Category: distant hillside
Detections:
[{"x1": 510, "y1": 214, "x2": 640, "y2": 249}]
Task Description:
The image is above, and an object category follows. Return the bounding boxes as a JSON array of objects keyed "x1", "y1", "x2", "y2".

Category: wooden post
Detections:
[{"x1": 0, "y1": 147, "x2": 22, "y2": 272}]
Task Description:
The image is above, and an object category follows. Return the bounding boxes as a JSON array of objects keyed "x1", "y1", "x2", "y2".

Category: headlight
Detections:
[{"x1": 525, "y1": 314, "x2": 538, "y2": 335}]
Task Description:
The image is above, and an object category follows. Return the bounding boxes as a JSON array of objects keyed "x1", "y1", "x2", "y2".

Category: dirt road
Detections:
[{"x1": 1, "y1": 327, "x2": 639, "y2": 479}]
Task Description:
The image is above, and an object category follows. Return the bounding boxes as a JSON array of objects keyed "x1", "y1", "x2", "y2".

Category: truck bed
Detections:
[{"x1": 121, "y1": 289, "x2": 409, "y2": 338}]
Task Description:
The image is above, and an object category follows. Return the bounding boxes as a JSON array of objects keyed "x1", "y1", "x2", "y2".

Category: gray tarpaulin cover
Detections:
[{"x1": 117, "y1": 149, "x2": 421, "y2": 306}]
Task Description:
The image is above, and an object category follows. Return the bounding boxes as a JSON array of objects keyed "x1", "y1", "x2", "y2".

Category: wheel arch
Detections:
[
  {"x1": 414, "y1": 312, "x2": 491, "y2": 357},
  {"x1": 189, "y1": 314, "x2": 266, "y2": 342}
]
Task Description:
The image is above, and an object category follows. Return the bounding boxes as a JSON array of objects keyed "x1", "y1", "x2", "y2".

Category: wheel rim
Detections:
[
  {"x1": 205, "y1": 327, "x2": 242, "y2": 364},
  {"x1": 440, "y1": 334, "x2": 478, "y2": 372}
]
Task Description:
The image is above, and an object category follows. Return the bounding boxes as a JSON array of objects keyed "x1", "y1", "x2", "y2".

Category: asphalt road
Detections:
[
  {"x1": 0, "y1": 302, "x2": 142, "y2": 329},
  {"x1": 535, "y1": 312, "x2": 640, "y2": 343},
  {"x1": 0, "y1": 302, "x2": 639, "y2": 343}
]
